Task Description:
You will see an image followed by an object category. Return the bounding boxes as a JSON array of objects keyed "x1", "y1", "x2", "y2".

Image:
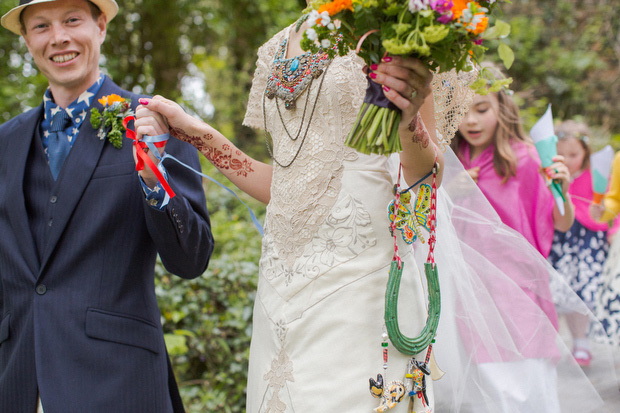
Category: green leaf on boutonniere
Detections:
[
  {"x1": 90, "y1": 94, "x2": 134, "y2": 149},
  {"x1": 90, "y1": 108, "x2": 102, "y2": 129}
]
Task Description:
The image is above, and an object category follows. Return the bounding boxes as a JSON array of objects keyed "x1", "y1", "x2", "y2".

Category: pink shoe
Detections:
[{"x1": 573, "y1": 348, "x2": 592, "y2": 367}]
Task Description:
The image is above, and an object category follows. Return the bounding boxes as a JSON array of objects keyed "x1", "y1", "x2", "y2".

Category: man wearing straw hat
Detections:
[{"x1": 0, "y1": 1, "x2": 214, "y2": 411}]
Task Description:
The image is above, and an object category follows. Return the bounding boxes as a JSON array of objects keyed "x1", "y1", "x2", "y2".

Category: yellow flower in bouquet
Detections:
[{"x1": 300, "y1": 0, "x2": 513, "y2": 155}]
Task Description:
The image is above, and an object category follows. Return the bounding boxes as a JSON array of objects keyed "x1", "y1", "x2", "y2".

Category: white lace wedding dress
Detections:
[
  {"x1": 243, "y1": 27, "x2": 443, "y2": 412},
  {"x1": 241, "y1": 25, "x2": 620, "y2": 413}
]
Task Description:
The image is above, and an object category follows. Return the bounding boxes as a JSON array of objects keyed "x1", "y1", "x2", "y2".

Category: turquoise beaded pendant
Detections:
[{"x1": 265, "y1": 36, "x2": 338, "y2": 110}]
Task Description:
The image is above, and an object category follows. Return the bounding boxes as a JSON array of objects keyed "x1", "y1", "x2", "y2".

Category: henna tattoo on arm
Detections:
[
  {"x1": 170, "y1": 127, "x2": 255, "y2": 177},
  {"x1": 408, "y1": 114, "x2": 430, "y2": 149},
  {"x1": 170, "y1": 127, "x2": 212, "y2": 152}
]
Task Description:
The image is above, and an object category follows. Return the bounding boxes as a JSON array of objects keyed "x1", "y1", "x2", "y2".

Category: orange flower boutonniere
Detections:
[{"x1": 90, "y1": 94, "x2": 134, "y2": 149}]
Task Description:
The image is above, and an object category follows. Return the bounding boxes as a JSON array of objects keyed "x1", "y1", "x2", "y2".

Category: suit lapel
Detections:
[
  {"x1": 40, "y1": 78, "x2": 126, "y2": 272},
  {"x1": 5, "y1": 106, "x2": 43, "y2": 278}
]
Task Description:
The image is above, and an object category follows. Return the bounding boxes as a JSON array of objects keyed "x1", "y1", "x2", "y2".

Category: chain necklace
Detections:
[{"x1": 263, "y1": 33, "x2": 340, "y2": 168}]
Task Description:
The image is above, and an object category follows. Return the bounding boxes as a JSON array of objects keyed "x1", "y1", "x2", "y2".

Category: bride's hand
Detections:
[
  {"x1": 365, "y1": 55, "x2": 433, "y2": 125},
  {"x1": 136, "y1": 96, "x2": 211, "y2": 152}
]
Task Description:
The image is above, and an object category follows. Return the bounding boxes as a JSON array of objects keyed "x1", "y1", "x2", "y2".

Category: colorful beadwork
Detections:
[
  {"x1": 265, "y1": 35, "x2": 341, "y2": 110},
  {"x1": 405, "y1": 358, "x2": 430, "y2": 408},
  {"x1": 387, "y1": 184, "x2": 432, "y2": 244}
]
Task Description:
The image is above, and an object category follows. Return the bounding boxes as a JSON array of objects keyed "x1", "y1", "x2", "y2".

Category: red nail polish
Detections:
[
  {"x1": 370, "y1": 63, "x2": 378, "y2": 71},
  {"x1": 382, "y1": 56, "x2": 393, "y2": 63},
  {"x1": 382, "y1": 85, "x2": 390, "y2": 92},
  {"x1": 139, "y1": 98, "x2": 149, "y2": 105},
  {"x1": 370, "y1": 72, "x2": 377, "y2": 79}
]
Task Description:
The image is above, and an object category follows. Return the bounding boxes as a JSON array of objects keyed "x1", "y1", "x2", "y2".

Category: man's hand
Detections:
[{"x1": 133, "y1": 105, "x2": 168, "y2": 188}]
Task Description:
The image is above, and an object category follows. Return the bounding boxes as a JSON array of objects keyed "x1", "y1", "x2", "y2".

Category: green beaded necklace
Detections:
[{"x1": 386, "y1": 162, "x2": 441, "y2": 356}]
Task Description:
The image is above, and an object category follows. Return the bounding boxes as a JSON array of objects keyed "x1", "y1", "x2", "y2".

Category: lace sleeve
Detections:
[
  {"x1": 432, "y1": 69, "x2": 477, "y2": 151},
  {"x1": 242, "y1": 29, "x2": 287, "y2": 130}
]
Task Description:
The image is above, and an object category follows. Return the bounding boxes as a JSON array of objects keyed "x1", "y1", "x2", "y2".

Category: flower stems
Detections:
[{"x1": 345, "y1": 103, "x2": 402, "y2": 155}]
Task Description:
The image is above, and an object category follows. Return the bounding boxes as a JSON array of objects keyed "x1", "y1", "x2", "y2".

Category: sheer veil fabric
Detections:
[
  {"x1": 407, "y1": 148, "x2": 620, "y2": 411},
  {"x1": 394, "y1": 69, "x2": 619, "y2": 411}
]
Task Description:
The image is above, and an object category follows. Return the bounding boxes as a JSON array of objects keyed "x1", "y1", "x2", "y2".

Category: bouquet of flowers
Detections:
[{"x1": 300, "y1": 0, "x2": 513, "y2": 155}]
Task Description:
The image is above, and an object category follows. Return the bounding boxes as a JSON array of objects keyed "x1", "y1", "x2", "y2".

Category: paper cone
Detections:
[{"x1": 529, "y1": 105, "x2": 565, "y2": 215}]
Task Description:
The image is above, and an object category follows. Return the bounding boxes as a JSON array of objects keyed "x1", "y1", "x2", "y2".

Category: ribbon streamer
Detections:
[
  {"x1": 123, "y1": 115, "x2": 176, "y2": 198},
  {"x1": 122, "y1": 116, "x2": 264, "y2": 235}
]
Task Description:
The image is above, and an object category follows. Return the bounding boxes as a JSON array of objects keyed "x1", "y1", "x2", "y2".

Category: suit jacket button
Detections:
[
  {"x1": 36, "y1": 285, "x2": 47, "y2": 295},
  {"x1": 50, "y1": 195, "x2": 58, "y2": 203}
]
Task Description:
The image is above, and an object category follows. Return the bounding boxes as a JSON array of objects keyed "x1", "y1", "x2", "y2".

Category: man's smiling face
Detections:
[{"x1": 21, "y1": 0, "x2": 106, "y2": 98}]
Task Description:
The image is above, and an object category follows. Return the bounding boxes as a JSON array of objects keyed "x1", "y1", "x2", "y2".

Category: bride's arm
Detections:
[
  {"x1": 135, "y1": 96, "x2": 273, "y2": 204},
  {"x1": 364, "y1": 56, "x2": 444, "y2": 187}
]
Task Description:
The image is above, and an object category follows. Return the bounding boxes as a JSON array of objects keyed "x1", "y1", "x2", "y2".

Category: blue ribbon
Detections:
[{"x1": 142, "y1": 133, "x2": 264, "y2": 235}]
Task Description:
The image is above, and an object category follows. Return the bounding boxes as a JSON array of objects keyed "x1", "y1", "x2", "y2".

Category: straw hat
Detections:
[{"x1": 1, "y1": 0, "x2": 119, "y2": 35}]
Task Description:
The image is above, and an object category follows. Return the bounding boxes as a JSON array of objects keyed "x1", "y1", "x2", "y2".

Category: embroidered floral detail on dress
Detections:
[
  {"x1": 275, "y1": 320, "x2": 288, "y2": 344},
  {"x1": 263, "y1": 348, "x2": 295, "y2": 413},
  {"x1": 261, "y1": 194, "x2": 376, "y2": 288}
]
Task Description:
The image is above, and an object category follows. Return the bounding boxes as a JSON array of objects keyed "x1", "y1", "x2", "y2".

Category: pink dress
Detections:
[
  {"x1": 458, "y1": 140, "x2": 559, "y2": 331},
  {"x1": 459, "y1": 141, "x2": 555, "y2": 257}
]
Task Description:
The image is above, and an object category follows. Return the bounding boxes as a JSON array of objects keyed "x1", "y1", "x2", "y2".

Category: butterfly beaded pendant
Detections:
[{"x1": 387, "y1": 184, "x2": 432, "y2": 244}]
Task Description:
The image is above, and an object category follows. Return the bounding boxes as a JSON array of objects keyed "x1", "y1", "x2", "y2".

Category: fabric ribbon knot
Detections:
[
  {"x1": 121, "y1": 115, "x2": 264, "y2": 235},
  {"x1": 122, "y1": 115, "x2": 176, "y2": 198}
]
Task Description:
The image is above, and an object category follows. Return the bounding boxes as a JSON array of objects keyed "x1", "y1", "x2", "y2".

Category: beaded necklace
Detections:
[{"x1": 263, "y1": 30, "x2": 341, "y2": 168}]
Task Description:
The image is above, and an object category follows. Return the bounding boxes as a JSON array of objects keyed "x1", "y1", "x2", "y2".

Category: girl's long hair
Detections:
[{"x1": 452, "y1": 64, "x2": 531, "y2": 183}]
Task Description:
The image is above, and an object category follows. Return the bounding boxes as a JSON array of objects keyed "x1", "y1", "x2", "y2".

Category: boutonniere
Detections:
[{"x1": 90, "y1": 94, "x2": 134, "y2": 149}]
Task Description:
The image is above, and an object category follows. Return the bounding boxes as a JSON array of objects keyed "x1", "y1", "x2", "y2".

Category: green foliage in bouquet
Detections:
[{"x1": 299, "y1": 0, "x2": 514, "y2": 155}]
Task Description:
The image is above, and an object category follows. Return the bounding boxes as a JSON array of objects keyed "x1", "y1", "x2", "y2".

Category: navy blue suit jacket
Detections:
[{"x1": 0, "y1": 78, "x2": 214, "y2": 412}]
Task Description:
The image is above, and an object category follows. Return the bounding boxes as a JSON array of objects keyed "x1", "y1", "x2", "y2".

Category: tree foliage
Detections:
[{"x1": 498, "y1": 0, "x2": 620, "y2": 145}]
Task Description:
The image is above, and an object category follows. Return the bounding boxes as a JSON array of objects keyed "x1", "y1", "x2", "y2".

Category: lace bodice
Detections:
[
  {"x1": 244, "y1": 27, "x2": 366, "y2": 265},
  {"x1": 242, "y1": 26, "x2": 476, "y2": 276}
]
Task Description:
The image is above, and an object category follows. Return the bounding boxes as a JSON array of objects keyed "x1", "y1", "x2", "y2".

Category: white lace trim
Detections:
[
  {"x1": 259, "y1": 193, "x2": 377, "y2": 300},
  {"x1": 432, "y1": 69, "x2": 477, "y2": 151},
  {"x1": 245, "y1": 27, "x2": 364, "y2": 264}
]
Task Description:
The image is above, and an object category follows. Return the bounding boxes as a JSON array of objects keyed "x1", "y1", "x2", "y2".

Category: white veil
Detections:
[
  {"x1": 394, "y1": 70, "x2": 620, "y2": 411},
  {"x1": 402, "y1": 149, "x2": 620, "y2": 411}
]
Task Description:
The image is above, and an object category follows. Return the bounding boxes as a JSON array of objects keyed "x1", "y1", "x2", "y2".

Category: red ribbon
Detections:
[{"x1": 123, "y1": 115, "x2": 176, "y2": 198}]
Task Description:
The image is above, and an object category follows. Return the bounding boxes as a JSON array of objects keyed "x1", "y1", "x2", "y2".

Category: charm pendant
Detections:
[
  {"x1": 405, "y1": 358, "x2": 431, "y2": 412},
  {"x1": 369, "y1": 375, "x2": 407, "y2": 413},
  {"x1": 387, "y1": 184, "x2": 432, "y2": 245}
]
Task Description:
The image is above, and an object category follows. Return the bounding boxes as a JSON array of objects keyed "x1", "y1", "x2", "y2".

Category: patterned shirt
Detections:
[
  {"x1": 40, "y1": 74, "x2": 167, "y2": 209},
  {"x1": 40, "y1": 74, "x2": 105, "y2": 157}
]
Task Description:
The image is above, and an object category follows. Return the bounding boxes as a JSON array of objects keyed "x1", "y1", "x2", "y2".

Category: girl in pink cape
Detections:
[
  {"x1": 452, "y1": 67, "x2": 574, "y2": 326},
  {"x1": 449, "y1": 65, "x2": 575, "y2": 411}
]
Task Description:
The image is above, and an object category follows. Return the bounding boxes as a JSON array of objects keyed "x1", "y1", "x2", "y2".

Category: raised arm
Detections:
[
  {"x1": 135, "y1": 96, "x2": 273, "y2": 204},
  {"x1": 365, "y1": 56, "x2": 444, "y2": 187}
]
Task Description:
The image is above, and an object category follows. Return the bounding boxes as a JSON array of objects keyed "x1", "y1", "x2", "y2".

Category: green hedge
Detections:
[{"x1": 156, "y1": 160, "x2": 265, "y2": 412}]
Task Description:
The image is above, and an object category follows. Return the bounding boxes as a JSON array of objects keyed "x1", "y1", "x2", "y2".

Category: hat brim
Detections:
[{"x1": 1, "y1": 0, "x2": 119, "y2": 35}]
